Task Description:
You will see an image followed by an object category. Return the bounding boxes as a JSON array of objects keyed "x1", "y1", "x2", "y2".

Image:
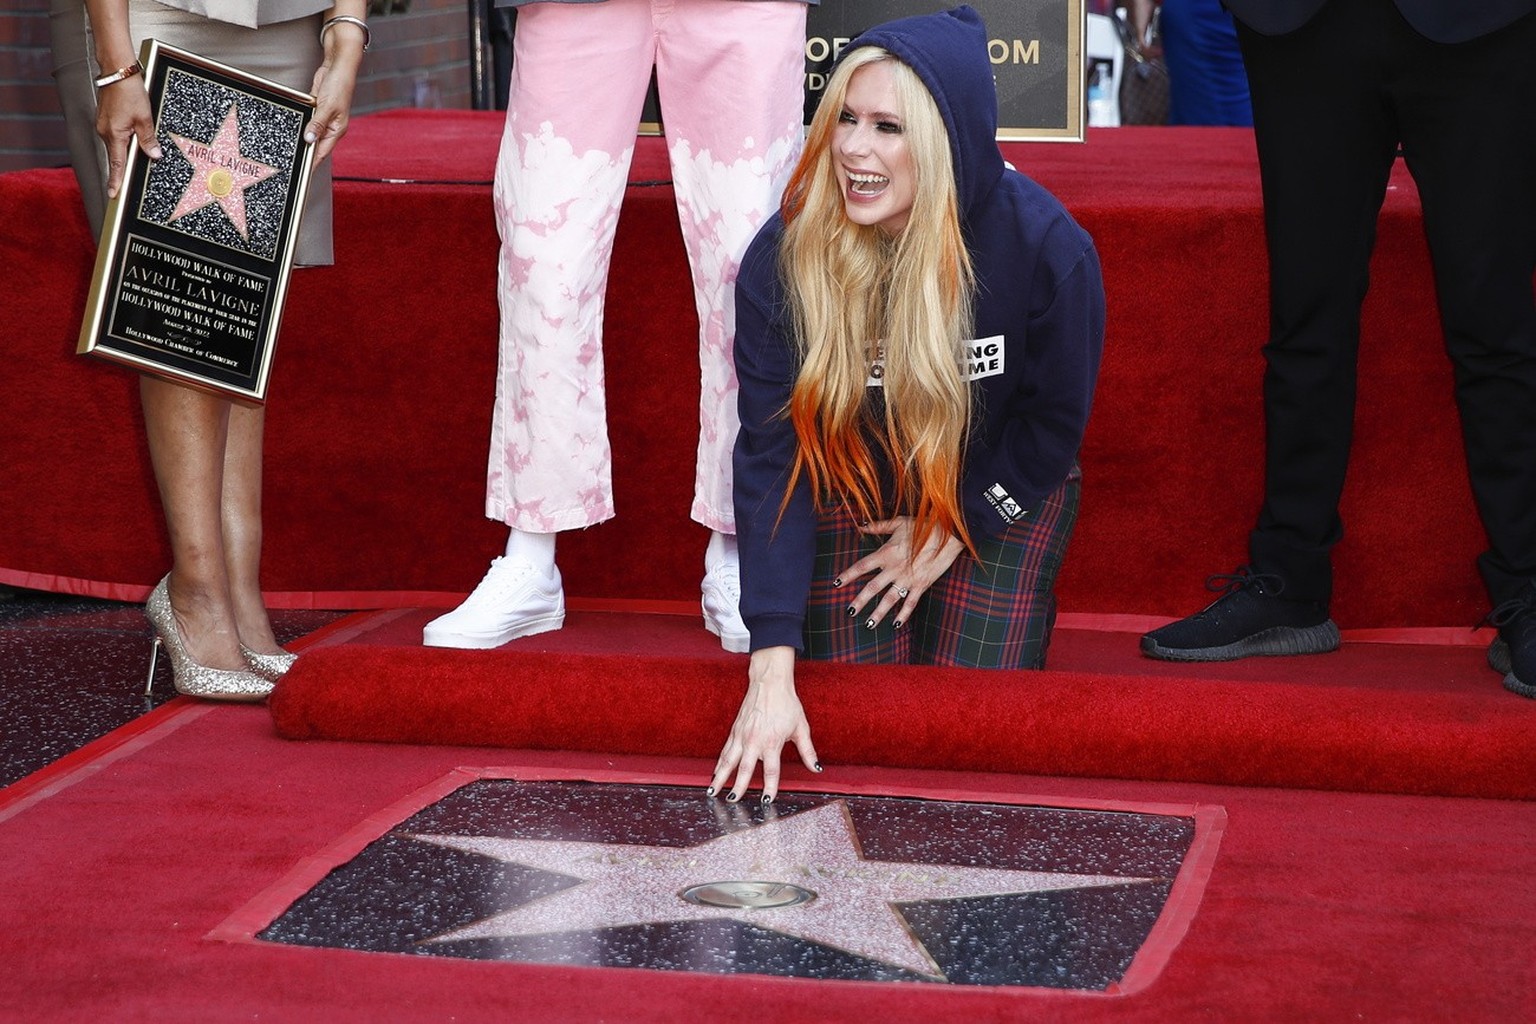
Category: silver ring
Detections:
[{"x1": 896, "y1": 587, "x2": 909, "y2": 598}]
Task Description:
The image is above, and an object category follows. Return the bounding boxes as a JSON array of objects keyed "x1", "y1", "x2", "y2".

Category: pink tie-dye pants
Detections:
[{"x1": 486, "y1": 0, "x2": 808, "y2": 534}]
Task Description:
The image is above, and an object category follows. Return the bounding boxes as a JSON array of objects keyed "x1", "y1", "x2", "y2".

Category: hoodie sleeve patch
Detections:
[{"x1": 984, "y1": 483, "x2": 1031, "y2": 524}]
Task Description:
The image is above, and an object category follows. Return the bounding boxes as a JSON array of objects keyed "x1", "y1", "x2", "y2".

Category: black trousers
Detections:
[{"x1": 1236, "y1": 0, "x2": 1536, "y2": 608}]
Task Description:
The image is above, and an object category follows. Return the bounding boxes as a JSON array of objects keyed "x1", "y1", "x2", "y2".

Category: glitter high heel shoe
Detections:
[
  {"x1": 240, "y1": 644, "x2": 297, "y2": 681},
  {"x1": 143, "y1": 576, "x2": 274, "y2": 702}
]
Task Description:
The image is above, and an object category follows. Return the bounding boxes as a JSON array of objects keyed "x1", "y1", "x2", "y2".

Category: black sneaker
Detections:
[
  {"x1": 1484, "y1": 586, "x2": 1536, "y2": 699},
  {"x1": 1141, "y1": 567, "x2": 1340, "y2": 662}
]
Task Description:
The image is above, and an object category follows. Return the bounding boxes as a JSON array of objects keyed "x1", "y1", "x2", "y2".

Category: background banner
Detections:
[
  {"x1": 642, "y1": 1, "x2": 1085, "y2": 141},
  {"x1": 805, "y1": 0, "x2": 1083, "y2": 139}
]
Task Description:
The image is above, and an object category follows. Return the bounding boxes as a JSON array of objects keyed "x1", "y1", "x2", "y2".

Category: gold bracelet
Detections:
[
  {"x1": 93, "y1": 61, "x2": 143, "y2": 89},
  {"x1": 320, "y1": 15, "x2": 371, "y2": 52}
]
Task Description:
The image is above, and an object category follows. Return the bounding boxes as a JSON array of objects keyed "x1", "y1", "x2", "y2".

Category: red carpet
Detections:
[
  {"x1": 0, "y1": 112, "x2": 1512, "y2": 628},
  {"x1": 2, "y1": 701, "x2": 1532, "y2": 1022}
]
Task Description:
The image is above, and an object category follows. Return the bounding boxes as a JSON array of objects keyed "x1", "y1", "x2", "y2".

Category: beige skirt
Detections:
[{"x1": 53, "y1": 0, "x2": 334, "y2": 265}]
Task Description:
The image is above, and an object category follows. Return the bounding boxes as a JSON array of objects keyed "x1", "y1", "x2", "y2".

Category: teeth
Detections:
[{"x1": 848, "y1": 172, "x2": 889, "y2": 195}]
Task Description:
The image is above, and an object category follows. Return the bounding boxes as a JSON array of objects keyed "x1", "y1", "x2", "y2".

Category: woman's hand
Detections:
[
  {"x1": 838, "y1": 517, "x2": 964, "y2": 629},
  {"x1": 710, "y1": 646, "x2": 819, "y2": 804},
  {"x1": 304, "y1": 13, "x2": 366, "y2": 166},
  {"x1": 85, "y1": 0, "x2": 161, "y2": 199},
  {"x1": 95, "y1": 75, "x2": 161, "y2": 200}
]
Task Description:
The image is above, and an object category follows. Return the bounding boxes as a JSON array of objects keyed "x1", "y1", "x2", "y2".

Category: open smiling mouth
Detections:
[{"x1": 848, "y1": 172, "x2": 890, "y2": 196}]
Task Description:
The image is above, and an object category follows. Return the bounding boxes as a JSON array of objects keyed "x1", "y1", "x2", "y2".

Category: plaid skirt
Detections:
[{"x1": 802, "y1": 466, "x2": 1082, "y2": 669}]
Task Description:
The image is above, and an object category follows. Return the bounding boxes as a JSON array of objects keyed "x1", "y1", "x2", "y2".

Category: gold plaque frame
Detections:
[{"x1": 77, "y1": 39, "x2": 317, "y2": 403}]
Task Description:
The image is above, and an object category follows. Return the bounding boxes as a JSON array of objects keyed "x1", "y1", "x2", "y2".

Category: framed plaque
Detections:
[
  {"x1": 642, "y1": 1, "x2": 1085, "y2": 142},
  {"x1": 77, "y1": 39, "x2": 318, "y2": 403}
]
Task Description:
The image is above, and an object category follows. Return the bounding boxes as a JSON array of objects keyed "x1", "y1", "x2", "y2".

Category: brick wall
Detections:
[
  {"x1": 353, "y1": 1, "x2": 475, "y2": 114},
  {"x1": 1, "y1": 0, "x2": 65, "y2": 174},
  {"x1": 0, "y1": 0, "x2": 475, "y2": 175}
]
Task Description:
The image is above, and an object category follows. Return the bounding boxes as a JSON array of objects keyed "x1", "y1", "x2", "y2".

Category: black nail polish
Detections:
[
  {"x1": 892, "y1": 619, "x2": 903, "y2": 630},
  {"x1": 727, "y1": 791, "x2": 740, "y2": 803},
  {"x1": 865, "y1": 618, "x2": 875, "y2": 630},
  {"x1": 760, "y1": 794, "x2": 773, "y2": 806},
  {"x1": 705, "y1": 786, "x2": 716, "y2": 797},
  {"x1": 832, "y1": 577, "x2": 843, "y2": 588},
  {"x1": 813, "y1": 762, "x2": 824, "y2": 773},
  {"x1": 847, "y1": 606, "x2": 857, "y2": 617}
]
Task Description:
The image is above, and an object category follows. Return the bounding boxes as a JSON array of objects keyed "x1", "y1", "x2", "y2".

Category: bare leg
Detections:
[
  {"x1": 221, "y1": 399, "x2": 284, "y2": 654},
  {"x1": 140, "y1": 375, "x2": 247, "y2": 671}
]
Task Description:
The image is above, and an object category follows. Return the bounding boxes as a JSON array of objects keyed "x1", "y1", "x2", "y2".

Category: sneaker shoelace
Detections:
[
  {"x1": 466, "y1": 558, "x2": 537, "y2": 605},
  {"x1": 709, "y1": 562, "x2": 742, "y2": 602},
  {"x1": 1205, "y1": 566, "x2": 1286, "y2": 597}
]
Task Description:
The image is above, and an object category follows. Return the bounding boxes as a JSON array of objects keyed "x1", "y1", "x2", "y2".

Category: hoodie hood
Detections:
[{"x1": 840, "y1": 5, "x2": 1006, "y2": 219}]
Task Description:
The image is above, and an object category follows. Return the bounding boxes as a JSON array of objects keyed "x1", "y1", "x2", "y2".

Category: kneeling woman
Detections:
[{"x1": 711, "y1": 6, "x2": 1106, "y2": 801}]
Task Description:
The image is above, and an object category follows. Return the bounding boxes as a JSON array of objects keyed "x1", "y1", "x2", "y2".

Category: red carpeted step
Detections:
[{"x1": 269, "y1": 614, "x2": 1536, "y2": 801}]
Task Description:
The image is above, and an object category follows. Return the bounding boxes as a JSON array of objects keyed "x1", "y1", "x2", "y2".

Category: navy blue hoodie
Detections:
[{"x1": 733, "y1": 5, "x2": 1106, "y2": 652}]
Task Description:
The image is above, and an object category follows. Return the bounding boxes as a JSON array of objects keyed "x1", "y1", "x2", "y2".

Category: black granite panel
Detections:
[
  {"x1": 0, "y1": 588, "x2": 343, "y2": 788},
  {"x1": 262, "y1": 780, "x2": 1197, "y2": 990}
]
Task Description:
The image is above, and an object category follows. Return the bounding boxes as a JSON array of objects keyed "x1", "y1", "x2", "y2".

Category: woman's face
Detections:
[{"x1": 834, "y1": 62, "x2": 916, "y2": 236}]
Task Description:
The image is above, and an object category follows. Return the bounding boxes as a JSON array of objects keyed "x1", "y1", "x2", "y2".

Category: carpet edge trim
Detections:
[{"x1": 0, "y1": 699, "x2": 214, "y2": 823}]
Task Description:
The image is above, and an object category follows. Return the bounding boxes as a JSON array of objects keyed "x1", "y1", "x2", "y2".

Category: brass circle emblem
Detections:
[
  {"x1": 681, "y1": 881, "x2": 817, "y2": 910},
  {"x1": 207, "y1": 169, "x2": 234, "y2": 198}
]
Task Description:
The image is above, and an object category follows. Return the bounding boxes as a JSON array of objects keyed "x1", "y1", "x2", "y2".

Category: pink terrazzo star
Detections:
[
  {"x1": 168, "y1": 105, "x2": 278, "y2": 240},
  {"x1": 410, "y1": 801, "x2": 1144, "y2": 979}
]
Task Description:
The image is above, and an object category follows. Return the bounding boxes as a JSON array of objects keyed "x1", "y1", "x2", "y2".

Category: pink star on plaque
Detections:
[{"x1": 168, "y1": 105, "x2": 278, "y2": 240}]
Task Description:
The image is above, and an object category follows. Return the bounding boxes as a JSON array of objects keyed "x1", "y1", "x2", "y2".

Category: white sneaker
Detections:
[
  {"x1": 701, "y1": 560, "x2": 750, "y2": 654},
  {"x1": 423, "y1": 556, "x2": 565, "y2": 649}
]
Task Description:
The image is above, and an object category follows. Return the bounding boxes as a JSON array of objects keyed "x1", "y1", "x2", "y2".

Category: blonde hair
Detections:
[{"x1": 778, "y1": 48, "x2": 977, "y2": 556}]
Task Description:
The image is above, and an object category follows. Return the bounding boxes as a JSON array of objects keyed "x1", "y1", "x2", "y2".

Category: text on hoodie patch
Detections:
[{"x1": 866, "y1": 335, "x2": 1006, "y2": 387}]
